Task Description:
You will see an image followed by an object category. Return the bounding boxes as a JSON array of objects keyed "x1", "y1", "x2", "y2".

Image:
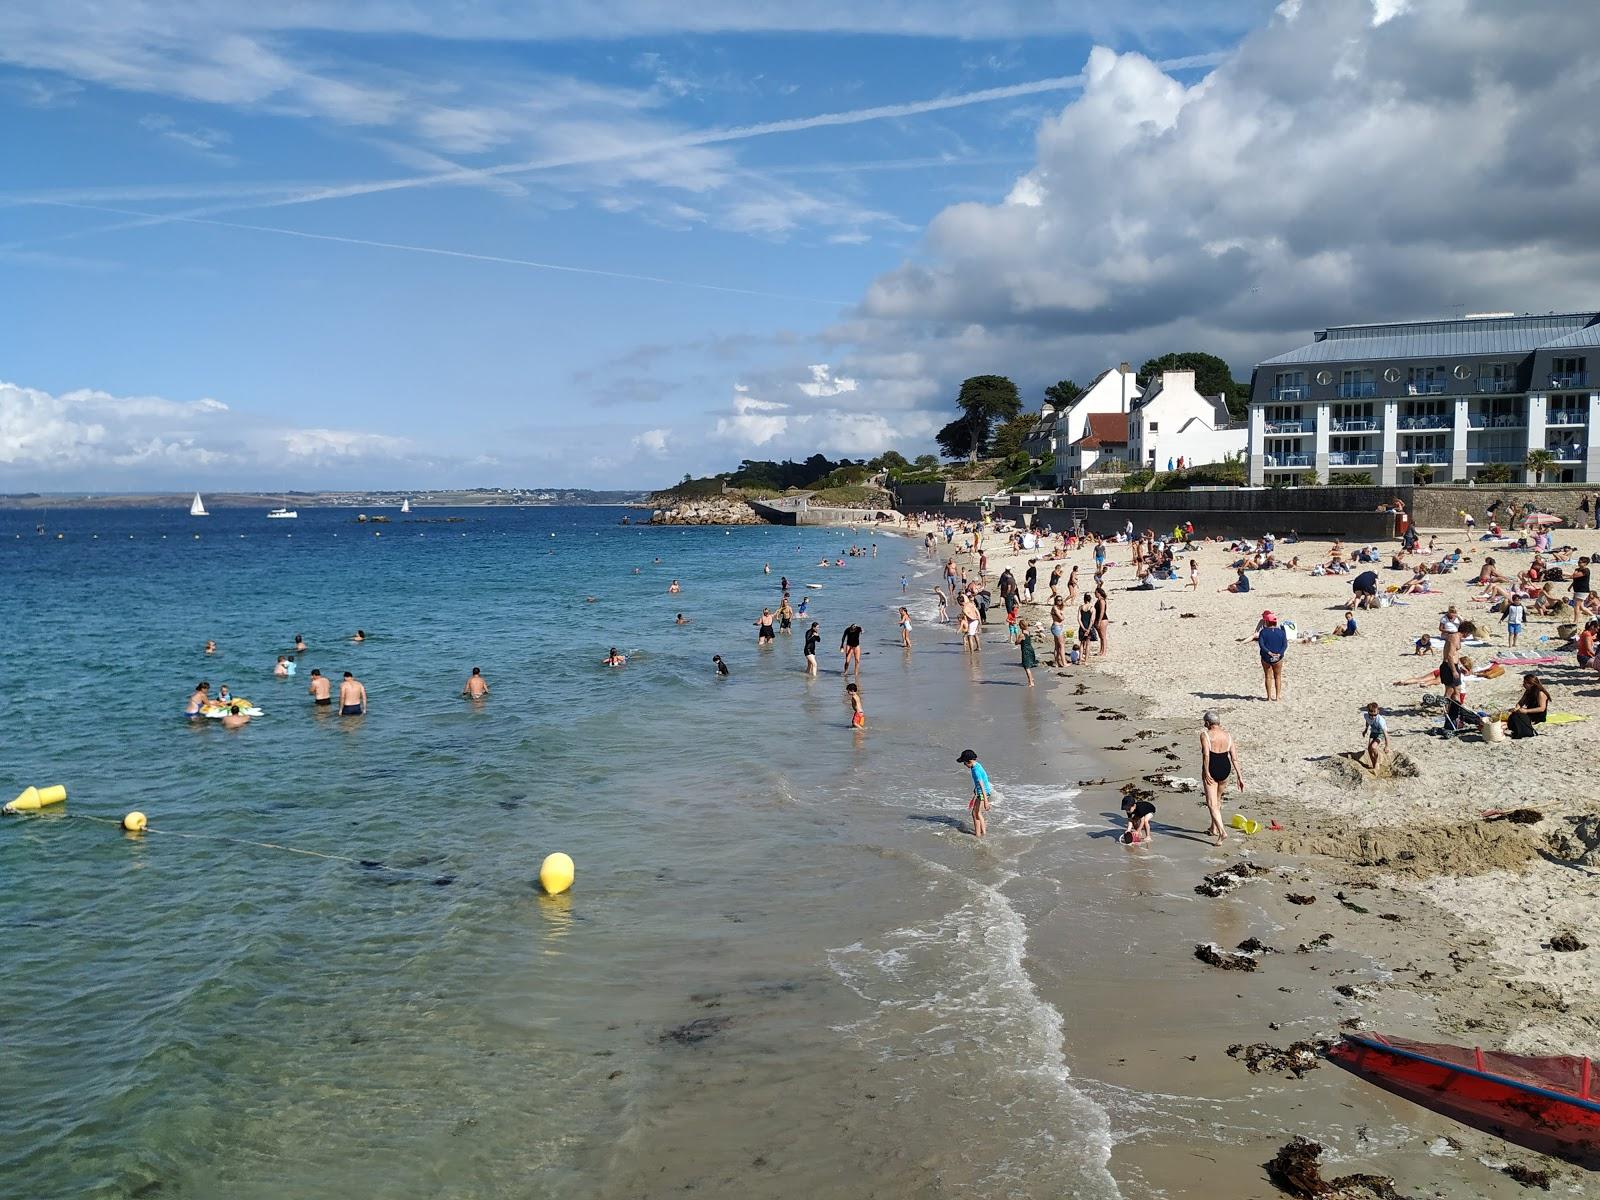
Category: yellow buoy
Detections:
[
  {"x1": 539, "y1": 852, "x2": 575, "y2": 896},
  {"x1": 123, "y1": 811, "x2": 147, "y2": 833},
  {"x1": 4, "y1": 784, "x2": 67, "y2": 814}
]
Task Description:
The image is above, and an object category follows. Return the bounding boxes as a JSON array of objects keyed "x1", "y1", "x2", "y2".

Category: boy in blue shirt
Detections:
[{"x1": 957, "y1": 749, "x2": 993, "y2": 837}]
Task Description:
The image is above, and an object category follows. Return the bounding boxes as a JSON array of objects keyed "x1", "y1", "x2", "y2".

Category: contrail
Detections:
[
  {"x1": 6, "y1": 51, "x2": 1225, "y2": 248},
  {"x1": 35, "y1": 202, "x2": 853, "y2": 306}
]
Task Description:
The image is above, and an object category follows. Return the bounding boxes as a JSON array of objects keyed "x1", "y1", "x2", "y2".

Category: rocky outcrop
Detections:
[{"x1": 647, "y1": 496, "x2": 762, "y2": 525}]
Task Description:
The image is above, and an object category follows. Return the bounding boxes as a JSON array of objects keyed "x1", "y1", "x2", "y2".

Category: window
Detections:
[
  {"x1": 1552, "y1": 356, "x2": 1588, "y2": 388},
  {"x1": 1273, "y1": 371, "x2": 1306, "y2": 400},
  {"x1": 1148, "y1": 422, "x2": 1159, "y2": 433},
  {"x1": 1407, "y1": 366, "x2": 1446, "y2": 395},
  {"x1": 1478, "y1": 362, "x2": 1517, "y2": 394},
  {"x1": 1339, "y1": 368, "x2": 1375, "y2": 398}
]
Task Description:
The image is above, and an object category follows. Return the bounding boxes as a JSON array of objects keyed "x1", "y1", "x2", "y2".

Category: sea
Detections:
[{"x1": 0, "y1": 504, "x2": 1274, "y2": 1198}]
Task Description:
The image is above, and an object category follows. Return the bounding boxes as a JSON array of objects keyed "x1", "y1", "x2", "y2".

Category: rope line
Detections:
[{"x1": 67, "y1": 813, "x2": 389, "y2": 868}]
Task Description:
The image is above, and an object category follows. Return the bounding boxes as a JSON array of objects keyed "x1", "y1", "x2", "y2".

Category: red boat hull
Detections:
[{"x1": 1328, "y1": 1034, "x2": 1600, "y2": 1168}]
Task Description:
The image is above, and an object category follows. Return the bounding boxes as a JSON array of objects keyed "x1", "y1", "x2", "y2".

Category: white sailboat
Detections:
[
  {"x1": 190, "y1": 492, "x2": 209, "y2": 517},
  {"x1": 400, "y1": 497, "x2": 411, "y2": 514}
]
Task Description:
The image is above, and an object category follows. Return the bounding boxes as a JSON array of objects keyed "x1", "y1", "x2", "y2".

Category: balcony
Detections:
[
  {"x1": 1547, "y1": 443, "x2": 1586, "y2": 461},
  {"x1": 1466, "y1": 445, "x2": 1527, "y2": 464},
  {"x1": 1328, "y1": 451, "x2": 1380, "y2": 466},
  {"x1": 1549, "y1": 372, "x2": 1590, "y2": 390},
  {"x1": 1337, "y1": 381, "x2": 1377, "y2": 399},
  {"x1": 1407, "y1": 381, "x2": 1448, "y2": 395},
  {"x1": 1468, "y1": 412, "x2": 1526, "y2": 429},
  {"x1": 1548, "y1": 408, "x2": 1587, "y2": 426},
  {"x1": 1330, "y1": 418, "x2": 1378, "y2": 433},
  {"x1": 1403, "y1": 450, "x2": 1452, "y2": 465},
  {"x1": 1477, "y1": 378, "x2": 1519, "y2": 394},
  {"x1": 1264, "y1": 419, "x2": 1314, "y2": 435},
  {"x1": 1399, "y1": 414, "x2": 1453, "y2": 431},
  {"x1": 1263, "y1": 453, "x2": 1312, "y2": 468},
  {"x1": 1270, "y1": 385, "x2": 1306, "y2": 401}
]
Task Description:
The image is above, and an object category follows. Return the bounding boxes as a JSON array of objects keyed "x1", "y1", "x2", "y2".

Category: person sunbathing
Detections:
[
  {"x1": 1396, "y1": 567, "x2": 1430, "y2": 595},
  {"x1": 1519, "y1": 555, "x2": 1547, "y2": 586},
  {"x1": 1394, "y1": 655, "x2": 1476, "y2": 686},
  {"x1": 1476, "y1": 558, "x2": 1508, "y2": 585}
]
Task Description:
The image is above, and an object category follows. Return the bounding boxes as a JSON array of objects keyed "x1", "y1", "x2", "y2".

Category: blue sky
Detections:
[{"x1": 3, "y1": 1, "x2": 1597, "y2": 490}]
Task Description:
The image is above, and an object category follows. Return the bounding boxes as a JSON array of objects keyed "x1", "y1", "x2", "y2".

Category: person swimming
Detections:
[
  {"x1": 713, "y1": 654, "x2": 729, "y2": 676},
  {"x1": 185, "y1": 682, "x2": 210, "y2": 719},
  {"x1": 204, "y1": 640, "x2": 217, "y2": 656},
  {"x1": 352, "y1": 629, "x2": 365, "y2": 642},
  {"x1": 676, "y1": 613, "x2": 690, "y2": 624},
  {"x1": 462, "y1": 667, "x2": 489, "y2": 699},
  {"x1": 602, "y1": 647, "x2": 627, "y2": 667},
  {"x1": 294, "y1": 633, "x2": 308, "y2": 653}
]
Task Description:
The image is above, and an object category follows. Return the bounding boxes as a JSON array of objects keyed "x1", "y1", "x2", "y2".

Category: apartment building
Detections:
[{"x1": 1246, "y1": 311, "x2": 1600, "y2": 486}]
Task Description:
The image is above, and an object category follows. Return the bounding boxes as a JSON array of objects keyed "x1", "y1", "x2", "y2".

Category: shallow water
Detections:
[{"x1": 3, "y1": 507, "x2": 1131, "y2": 1198}]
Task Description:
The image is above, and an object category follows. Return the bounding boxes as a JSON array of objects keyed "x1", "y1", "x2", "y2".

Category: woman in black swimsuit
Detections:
[
  {"x1": 1078, "y1": 593, "x2": 1096, "y2": 650},
  {"x1": 1200, "y1": 711, "x2": 1243, "y2": 845}
]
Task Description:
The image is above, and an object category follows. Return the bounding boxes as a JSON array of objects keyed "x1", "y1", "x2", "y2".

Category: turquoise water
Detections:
[{"x1": 2, "y1": 506, "x2": 1124, "y2": 1198}]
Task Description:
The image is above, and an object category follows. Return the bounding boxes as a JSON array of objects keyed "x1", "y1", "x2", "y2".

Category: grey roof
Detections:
[
  {"x1": 1259, "y1": 312, "x2": 1600, "y2": 366},
  {"x1": 1540, "y1": 322, "x2": 1600, "y2": 351}
]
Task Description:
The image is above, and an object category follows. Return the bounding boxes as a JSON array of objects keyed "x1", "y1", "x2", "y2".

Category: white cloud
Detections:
[
  {"x1": 632, "y1": 427, "x2": 671, "y2": 455},
  {"x1": 796, "y1": 363, "x2": 857, "y2": 398},
  {"x1": 138, "y1": 113, "x2": 236, "y2": 163},
  {"x1": 0, "y1": 378, "x2": 418, "y2": 485},
  {"x1": 712, "y1": 384, "x2": 790, "y2": 445}
]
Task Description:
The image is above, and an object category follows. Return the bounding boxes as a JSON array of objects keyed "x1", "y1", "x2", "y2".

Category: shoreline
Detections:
[{"x1": 915, "y1": 517, "x2": 1596, "y2": 1194}]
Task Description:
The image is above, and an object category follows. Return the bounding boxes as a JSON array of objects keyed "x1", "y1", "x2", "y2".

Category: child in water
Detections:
[
  {"x1": 957, "y1": 749, "x2": 992, "y2": 838},
  {"x1": 846, "y1": 682, "x2": 865, "y2": 729},
  {"x1": 1121, "y1": 793, "x2": 1155, "y2": 843}
]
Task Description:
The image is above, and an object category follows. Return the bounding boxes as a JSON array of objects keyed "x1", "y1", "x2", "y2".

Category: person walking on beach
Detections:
[
  {"x1": 804, "y1": 621, "x2": 821, "y2": 677},
  {"x1": 462, "y1": 667, "x2": 490, "y2": 699},
  {"x1": 957, "y1": 749, "x2": 992, "y2": 838},
  {"x1": 898, "y1": 606, "x2": 913, "y2": 649},
  {"x1": 1016, "y1": 620, "x2": 1038, "y2": 686},
  {"x1": 1066, "y1": 564, "x2": 1079, "y2": 603},
  {"x1": 840, "y1": 623, "x2": 863, "y2": 676},
  {"x1": 339, "y1": 671, "x2": 367, "y2": 716},
  {"x1": 1500, "y1": 598, "x2": 1526, "y2": 649},
  {"x1": 846, "y1": 682, "x2": 865, "y2": 729},
  {"x1": 934, "y1": 589, "x2": 949, "y2": 624},
  {"x1": 307, "y1": 670, "x2": 332, "y2": 707},
  {"x1": 1245, "y1": 610, "x2": 1289, "y2": 701},
  {"x1": 1186, "y1": 558, "x2": 1199, "y2": 591},
  {"x1": 959, "y1": 592, "x2": 981, "y2": 652},
  {"x1": 1024, "y1": 559, "x2": 1038, "y2": 602},
  {"x1": 1200, "y1": 712, "x2": 1242, "y2": 846}
]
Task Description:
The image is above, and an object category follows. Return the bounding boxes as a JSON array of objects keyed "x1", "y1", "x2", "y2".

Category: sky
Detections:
[{"x1": 3, "y1": 0, "x2": 1599, "y2": 491}]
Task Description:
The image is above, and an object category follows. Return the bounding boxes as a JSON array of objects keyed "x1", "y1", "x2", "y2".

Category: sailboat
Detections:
[
  {"x1": 190, "y1": 492, "x2": 209, "y2": 517},
  {"x1": 400, "y1": 497, "x2": 411, "y2": 514}
]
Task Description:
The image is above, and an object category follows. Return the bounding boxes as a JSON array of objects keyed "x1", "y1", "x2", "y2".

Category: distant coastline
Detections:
[{"x1": 0, "y1": 489, "x2": 646, "y2": 510}]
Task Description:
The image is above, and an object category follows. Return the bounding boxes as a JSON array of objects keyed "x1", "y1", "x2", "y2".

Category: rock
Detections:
[
  {"x1": 1196, "y1": 942, "x2": 1259, "y2": 971},
  {"x1": 1287, "y1": 893, "x2": 1317, "y2": 905},
  {"x1": 646, "y1": 496, "x2": 763, "y2": 526},
  {"x1": 1195, "y1": 861, "x2": 1267, "y2": 898},
  {"x1": 1548, "y1": 932, "x2": 1588, "y2": 952}
]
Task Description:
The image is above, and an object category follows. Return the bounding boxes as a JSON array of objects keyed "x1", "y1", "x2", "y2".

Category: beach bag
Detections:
[{"x1": 1482, "y1": 719, "x2": 1504, "y2": 743}]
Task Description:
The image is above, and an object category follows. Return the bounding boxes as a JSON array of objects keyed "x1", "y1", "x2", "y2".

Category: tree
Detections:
[
  {"x1": 1137, "y1": 352, "x2": 1249, "y2": 418},
  {"x1": 935, "y1": 417, "x2": 976, "y2": 462},
  {"x1": 1044, "y1": 379, "x2": 1083, "y2": 408},
  {"x1": 1525, "y1": 448, "x2": 1557, "y2": 483},
  {"x1": 870, "y1": 450, "x2": 909, "y2": 472},
  {"x1": 1478, "y1": 462, "x2": 1513, "y2": 484},
  {"x1": 990, "y1": 413, "x2": 1038, "y2": 461},
  {"x1": 1412, "y1": 463, "x2": 1435, "y2": 485},
  {"x1": 912, "y1": 454, "x2": 939, "y2": 472},
  {"x1": 947, "y1": 375, "x2": 1022, "y2": 464}
]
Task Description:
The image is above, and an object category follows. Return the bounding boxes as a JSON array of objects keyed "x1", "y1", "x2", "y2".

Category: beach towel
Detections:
[
  {"x1": 1544, "y1": 712, "x2": 1588, "y2": 726},
  {"x1": 1491, "y1": 655, "x2": 1560, "y2": 666}
]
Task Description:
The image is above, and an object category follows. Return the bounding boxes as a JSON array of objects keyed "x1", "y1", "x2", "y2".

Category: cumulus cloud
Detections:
[
  {"x1": 632, "y1": 427, "x2": 671, "y2": 455},
  {"x1": 712, "y1": 385, "x2": 790, "y2": 445},
  {"x1": 0, "y1": 378, "x2": 418, "y2": 486},
  {"x1": 796, "y1": 363, "x2": 858, "y2": 398},
  {"x1": 841, "y1": 0, "x2": 1600, "y2": 411}
]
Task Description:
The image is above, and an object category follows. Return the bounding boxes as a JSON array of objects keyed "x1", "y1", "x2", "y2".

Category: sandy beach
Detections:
[{"x1": 910, "y1": 512, "x2": 1600, "y2": 1194}]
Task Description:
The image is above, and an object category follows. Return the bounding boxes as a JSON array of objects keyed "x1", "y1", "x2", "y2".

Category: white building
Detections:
[
  {"x1": 1049, "y1": 364, "x2": 1142, "y2": 484},
  {"x1": 1248, "y1": 311, "x2": 1600, "y2": 486},
  {"x1": 1127, "y1": 370, "x2": 1247, "y2": 471}
]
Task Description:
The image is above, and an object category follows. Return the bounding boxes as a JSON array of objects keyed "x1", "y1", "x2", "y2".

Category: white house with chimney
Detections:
[
  {"x1": 1126, "y1": 370, "x2": 1247, "y2": 472},
  {"x1": 1049, "y1": 364, "x2": 1142, "y2": 485}
]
